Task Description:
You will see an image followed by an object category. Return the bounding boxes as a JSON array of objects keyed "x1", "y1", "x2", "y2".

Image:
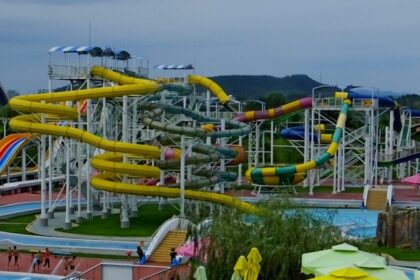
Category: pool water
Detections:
[
  {"x1": 0, "y1": 271, "x2": 62, "y2": 280},
  {"x1": 406, "y1": 270, "x2": 414, "y2": 280},
  {"x1": 306, "y1": 208, "x2": 380, "y2": 238},
  {"x1": 345, "y1": 226, "x2": 376, "y2": 238}
]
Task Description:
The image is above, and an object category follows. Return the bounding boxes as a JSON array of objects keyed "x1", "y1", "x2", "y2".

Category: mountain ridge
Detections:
[{"x1": 210, "y1": 74, "x2": 321, "y2": 100}]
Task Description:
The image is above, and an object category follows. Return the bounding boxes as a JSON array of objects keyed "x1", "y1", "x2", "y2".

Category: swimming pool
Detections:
[
  {"x1": 305, "y1": 208, "x2": 379, "y2": 238},
  {"x1": 0, "y1": 271, "x2": 62, "y2": 280},
  {"x1": 0, "y1": 231, "x2": 138, "y2": 252}
]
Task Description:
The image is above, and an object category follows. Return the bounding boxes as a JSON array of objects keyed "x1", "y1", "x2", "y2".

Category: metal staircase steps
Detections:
[
  {"x1": 366, "y1": 187, "x2": 388, "y2": 211},
  {"x1": 148, "y1": 230, "x2": 188, "y2": 264}
]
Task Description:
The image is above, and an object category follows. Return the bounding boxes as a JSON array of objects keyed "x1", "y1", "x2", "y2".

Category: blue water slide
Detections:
[
  {"x1": 403, "y1": 108, "x2": 420, "y2": 117},
  {"x1": 280, "y1": 126, "x2": 321, "y2": 142},
  {"x1": 347, "y1": 91, "x2": 397, "y2": 107}
]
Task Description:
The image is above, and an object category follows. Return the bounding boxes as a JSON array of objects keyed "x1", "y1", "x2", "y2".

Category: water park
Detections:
[{"x1": 0, "y1": 45, "x2": 419, "y2": 280}]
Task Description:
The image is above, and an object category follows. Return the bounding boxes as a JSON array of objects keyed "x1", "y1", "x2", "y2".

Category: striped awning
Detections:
[
  {"x1": 48, "y1": 46, "x2": 103, "y2": 57},
  {"x1": 154, "y1": 64, "x2": 194, "y2": 70}
]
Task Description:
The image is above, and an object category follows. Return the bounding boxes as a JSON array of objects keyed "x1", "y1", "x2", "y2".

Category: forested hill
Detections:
[{"x1": 210, "y1": 74, "x2": 321, "y2": 100}]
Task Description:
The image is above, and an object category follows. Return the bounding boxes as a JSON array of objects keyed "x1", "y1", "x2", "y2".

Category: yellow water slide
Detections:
[
  {"x1": 9, "y1": 66, "x2": 258, "y2": 214},
  {"x1": 188, "y1": 75, "x2": 230, "y2": 104}
]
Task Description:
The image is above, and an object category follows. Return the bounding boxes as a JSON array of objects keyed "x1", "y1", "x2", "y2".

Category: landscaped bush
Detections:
[{"x1": 188, "y1": 199, "x2": 344, "y2": 279}]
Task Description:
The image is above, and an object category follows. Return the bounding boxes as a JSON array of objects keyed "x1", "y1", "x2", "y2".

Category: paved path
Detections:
[{"x1": 0, "y1": 250, "x2": 101, "y2": 278}]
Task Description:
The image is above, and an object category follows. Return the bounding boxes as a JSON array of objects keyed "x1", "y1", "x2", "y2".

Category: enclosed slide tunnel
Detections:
[{"x1": 8, "y1": 66, "x2": 258, "y2": 214}]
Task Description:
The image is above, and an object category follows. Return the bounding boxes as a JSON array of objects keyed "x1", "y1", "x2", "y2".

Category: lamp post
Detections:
[
  {"x1": 1, "y1": 118, "x2": 7, "y2": 138},
  {"x1": 244, "y1": 99, "x2": 266, "y2": 111}
]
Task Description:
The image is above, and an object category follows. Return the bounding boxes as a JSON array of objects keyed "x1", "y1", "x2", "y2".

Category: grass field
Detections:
[
  {"x1": 57, "y1": 203, "x2": 179, "y2": 237},
  {"x1": 0, "y1": 214, "x2": 37, "y2": 235}
]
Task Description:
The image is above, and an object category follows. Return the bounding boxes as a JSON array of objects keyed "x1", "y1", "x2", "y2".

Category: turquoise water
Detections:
[
  {"x1": 406, "y1": 271, "x2": 414, "y2": 280},
  {"x1": 0, "y1": 272, "x2": 61, "y2": 279},
  {"x1": 306, "y1": 208, "x2": 379, "y2": 238},
  {"x1": 346, "y1": 226, "x2": 376, "y2": 238},
  {"x1": 244, "y1": 208, "x2": 380, "y2": 238}
]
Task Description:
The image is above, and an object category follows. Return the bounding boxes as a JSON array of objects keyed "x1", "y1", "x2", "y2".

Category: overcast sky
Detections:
[{"x1": 1, "y1": 0, "x2": 420, "y2": 94}]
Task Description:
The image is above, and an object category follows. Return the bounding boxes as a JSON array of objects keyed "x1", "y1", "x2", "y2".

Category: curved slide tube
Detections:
[
  {"x1": 0, "y1": 134, "x2": 32, "y2": 174},
  {"x1": 187, "y1": 75, "x2": 236, "y2": 111},
  {"x1": 246, "y1": 100, "x2": 352, "y2": 185},
  {"x1": 378, "y1": 152, "x2": 420, "y2": 167},
  {"x1": 280, "y1": 126, "x2": 332, "y2": 144},
  {"x1": 9, "y1": 66, "x2": 258, "y2": 214},
  {"x1": 234, "y1": 97, "x2": 313, "y2": 122},
  {"x1": 403, "y1": 109, "x2": 420, "y2": 118}
]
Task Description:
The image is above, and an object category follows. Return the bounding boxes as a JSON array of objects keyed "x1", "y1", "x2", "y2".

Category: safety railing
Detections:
[
  {"x1": 49, "y1": 65, "x2": 148, "y2": 80},
  {"x1": 49, "y1": 65, "x2": 89, "y2": 79},
  {"x1": 59, "y1": 262, "x2": 172, "y2": 280}
]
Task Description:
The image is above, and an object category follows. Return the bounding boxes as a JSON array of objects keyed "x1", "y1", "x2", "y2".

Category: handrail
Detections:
[
  {"x1": 145, "y1": 216, "x2": 190, "y2": 258},
  {"x1": 362, "y1": 184, "x2": 370, "y2": 208},
  {"x1": 387, "y1": 184, "x2": 394, "y2": 206},
  {"x1": 59, "y1": 262, "x2": 171, "y2": 280},
  {"x1": 140, "y1": 266, "x2": 173, "y2": 280}
]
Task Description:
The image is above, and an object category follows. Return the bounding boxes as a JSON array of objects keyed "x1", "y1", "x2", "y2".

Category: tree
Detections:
[
  {"x1": 260, "y1": 91, "x2": 286, "y2": 109},
  {"x1": 189, "y1": 199, "x2": 344, "y2": 279}
]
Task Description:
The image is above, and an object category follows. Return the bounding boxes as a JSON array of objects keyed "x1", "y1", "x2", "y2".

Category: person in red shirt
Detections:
[{"x1": 42, "y1": 248, "x2": 50, "y2": 269}]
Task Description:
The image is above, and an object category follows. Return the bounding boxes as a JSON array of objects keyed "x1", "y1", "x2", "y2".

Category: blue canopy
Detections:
[
  {"x1": 76, "y1": 46, "x2": 103, "y2": 57},
  {"x1": 103, "y1": 47, "x2": 131, "y2": 60},
  {"x1": 154, "y1": 64, "x2": 194, "y2": 70},
  {"x1": 49, "y1": 46, "x2": 103, "y2": 57}
]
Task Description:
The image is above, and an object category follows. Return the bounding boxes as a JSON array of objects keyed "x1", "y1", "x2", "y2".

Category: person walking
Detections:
[
  {"x1": 63, "y1": 256, "x2": 70, "y2": 275},
  {"x1": 43, "y1": 248, "x2": 50, "y2": 269},
  {"x1": 12, "y1": 246, "x2": 20, "y2": 270},
  {"x1": 7, "y1": 246, "x2": 12, "y2": 268},
  {"x1": 136, "y1": 242, "x2": 144, "y2": 264},
  {"x1": 68, "y1": 256, "x2": 76, "y2": 272}
]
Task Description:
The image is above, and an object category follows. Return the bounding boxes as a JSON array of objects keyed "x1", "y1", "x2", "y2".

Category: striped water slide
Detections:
[
  {"x1": 9, "y1": 66, "x2": 259, "y2": 214},
  {"x1": 280, "y1": 124, "x2": 332, "y2": 144},
  {"x1": 0, "y1": 133, "x2": 32, "y2": 174},
  {"x1": 234, "y1": 97, "x2": 313, "y2": 122},
  {"x1": 246, "y1": 100, "x2": 352, "y2": 185}
]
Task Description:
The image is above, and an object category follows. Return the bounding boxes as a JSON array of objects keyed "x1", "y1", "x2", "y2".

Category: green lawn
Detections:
[
  {"x1": 0, "y1": 214, "x2": 37, "y2": 235},
  {"x1": 374, "y1": 247, "x2": 420, "y2": 261},
  {"x1": 57, "y1": 203, "x2": 179, "y2": 237}
]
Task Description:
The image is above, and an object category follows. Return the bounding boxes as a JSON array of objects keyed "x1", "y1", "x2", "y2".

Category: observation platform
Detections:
[{"x1": 313, "y1": 97, "x2": 379, "y2": 111}]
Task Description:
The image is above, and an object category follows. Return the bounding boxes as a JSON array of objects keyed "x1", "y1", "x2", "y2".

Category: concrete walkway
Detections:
[{"x1": 27, "y1": 210, "x2": 151, "y2": 242}]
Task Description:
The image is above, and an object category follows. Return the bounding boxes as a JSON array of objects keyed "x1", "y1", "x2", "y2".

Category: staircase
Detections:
[
  {"x1": 148, "y1": 230, "x2": 187, "y2": 264},
  {"x1": 366, "y1": 187, "x2": 388, "y2": 211}
]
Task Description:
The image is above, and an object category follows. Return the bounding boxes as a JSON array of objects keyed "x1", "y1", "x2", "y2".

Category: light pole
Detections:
[
  {"x1": 244, "y1": 99, "x2": 266, "y2": 112},
  {"x1": 1, "y1": 118, "x2": 7, "y2": 138}
]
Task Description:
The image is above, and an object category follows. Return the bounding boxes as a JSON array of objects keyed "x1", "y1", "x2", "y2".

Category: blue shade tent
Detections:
[
  {"x1": 103, "y1": 47, "x2": 131, "y2": 60},
  {"x1": 154, "y1": 64, "x2": 194, "y2": 70},
  {"x1": 49, "y1": 46, "x2": 103, "y2": 57},
  {"x1": 76, "y1": 46, "x2": 103, "y2": 57}
]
